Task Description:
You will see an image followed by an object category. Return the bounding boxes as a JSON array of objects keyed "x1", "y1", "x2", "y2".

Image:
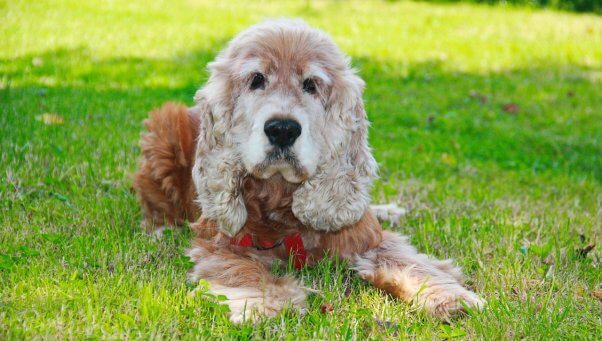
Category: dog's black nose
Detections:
[{"x1": 264, "y1": 119, "x2": 302, "y2": 148}]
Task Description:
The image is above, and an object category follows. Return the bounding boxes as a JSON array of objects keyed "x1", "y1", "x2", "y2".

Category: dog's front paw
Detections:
[
  {"x1": 370, "y1": 203, "x2": 407, "y2": 227},
  {"x1": 420, "y1": 285, "x2": 485, "y2": 320},
  {"x1": 209, "y1": 277, "x2": 308, "y2": 323}
]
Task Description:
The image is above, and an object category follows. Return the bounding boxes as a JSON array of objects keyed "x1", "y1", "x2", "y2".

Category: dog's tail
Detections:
[{"x1": 133, "y1": 102, "x2": 201, "y2": 231}]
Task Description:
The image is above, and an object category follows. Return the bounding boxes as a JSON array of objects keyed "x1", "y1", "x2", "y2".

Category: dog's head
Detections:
[{"x1": 193, "y1": 19, "x2": 377, "y2": 236}]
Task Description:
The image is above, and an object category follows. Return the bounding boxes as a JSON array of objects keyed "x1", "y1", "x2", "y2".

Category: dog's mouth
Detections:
[{"x1": 251, "y1": 148, "x2": 308, "y2": 183}]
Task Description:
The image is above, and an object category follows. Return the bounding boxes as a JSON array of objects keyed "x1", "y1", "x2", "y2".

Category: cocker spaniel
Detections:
[{"x1": 133, "y1": 19, "x2": 484, "y2": 323}]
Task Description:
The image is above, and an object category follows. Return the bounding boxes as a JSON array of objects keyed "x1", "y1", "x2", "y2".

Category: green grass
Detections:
[{"x1": 1, "y1": 0, "x2": 601, "y2": 339}]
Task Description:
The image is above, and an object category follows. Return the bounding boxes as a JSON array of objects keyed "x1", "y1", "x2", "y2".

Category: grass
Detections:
[{"x1": 1, "y1": 0, "x2": 601, "y2": 339}]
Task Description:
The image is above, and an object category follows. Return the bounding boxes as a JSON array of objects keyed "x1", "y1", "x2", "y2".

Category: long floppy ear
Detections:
[
  {"x1": 292, "y1": 72, "x2": 378, "y2": 232},
  {"x1": 191, "y1": 57, "x2": 248, "y2": 237}
]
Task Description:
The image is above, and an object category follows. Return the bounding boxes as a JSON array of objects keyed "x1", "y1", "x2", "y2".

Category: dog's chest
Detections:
[{"x1": 241, "y1": 175, "x2": 305, "y2": 240}]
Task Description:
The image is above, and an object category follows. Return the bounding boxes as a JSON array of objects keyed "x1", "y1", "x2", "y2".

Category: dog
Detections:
[{"x1": 133, "y1": 19, "x2": 484, "y2": 323}]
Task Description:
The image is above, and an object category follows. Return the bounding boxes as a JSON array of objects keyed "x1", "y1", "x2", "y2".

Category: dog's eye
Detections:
[
  {"x1": 250, "y1": 73, "x2": 265, "y2": 90},
  {"x1": 302, "y1": 78, "x2": 317, "y2": 94}
]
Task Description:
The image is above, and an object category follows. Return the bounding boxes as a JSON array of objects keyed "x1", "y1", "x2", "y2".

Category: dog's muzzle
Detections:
[{"x1": 250, "y1": 118, "x2": 308, "y2": 182}]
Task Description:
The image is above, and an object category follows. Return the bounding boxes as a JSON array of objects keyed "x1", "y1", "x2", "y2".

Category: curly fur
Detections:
[
  {"x1": 133, "y1": 102, "x2": 200, "y2": 231},
  {"x1": 133, "y1": 19, "x2": 484, "y2": 323}
]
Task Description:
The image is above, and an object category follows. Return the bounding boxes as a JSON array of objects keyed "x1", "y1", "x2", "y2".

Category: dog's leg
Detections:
[
  {"x1": 352, "y1": 230, "x2": 484, "y2": 319},
  {"x1": 186, "y1": 238, "x2": 307, "y2": 323}
]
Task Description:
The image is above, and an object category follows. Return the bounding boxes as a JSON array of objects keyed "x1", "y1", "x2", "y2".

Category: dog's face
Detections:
[
  {"x1": 231, "y1": 49, "x2": 329, "y2": 183},
  {"x1": 198, "y1": 20, "x2": 363, "y2": 183},
  {"x1": 194, "y1": 19, "x2": 377, "y2": 235}
]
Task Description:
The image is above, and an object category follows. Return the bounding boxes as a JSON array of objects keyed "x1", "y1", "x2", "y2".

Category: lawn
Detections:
[{"x1": 1, "y1": 0, "x2": 601, "y2": 339}]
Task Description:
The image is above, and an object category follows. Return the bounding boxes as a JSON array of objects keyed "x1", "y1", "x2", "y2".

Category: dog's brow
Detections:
[
  {"x1": 305, "y1": 63, "x2": 331, "y2": 84},
  {"x1": 239, "y1": 58, "x2": 262, "y2": 77}
]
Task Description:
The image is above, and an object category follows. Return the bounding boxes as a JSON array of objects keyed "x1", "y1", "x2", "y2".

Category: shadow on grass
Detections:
[
  {"x1": 387, "y1": 0, "x2": 602, "y2": 14},
  {"x1": 1, "y1": 47, "x2": 600, "y2": 184}
]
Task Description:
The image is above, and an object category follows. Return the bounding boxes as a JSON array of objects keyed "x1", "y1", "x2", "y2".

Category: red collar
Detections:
[{"x1": 230, "y1": 233, "x2": 307, "y2": 270}]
